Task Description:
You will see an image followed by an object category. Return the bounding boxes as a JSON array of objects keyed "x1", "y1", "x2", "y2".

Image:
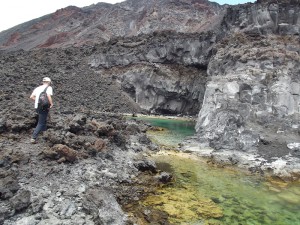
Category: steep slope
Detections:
[
  {"x1": 0, "y1": 0, "x2": 223, "y2": 51},
  {"x1": 0, "y1": 47, "x2": 141, "y2": 115}
]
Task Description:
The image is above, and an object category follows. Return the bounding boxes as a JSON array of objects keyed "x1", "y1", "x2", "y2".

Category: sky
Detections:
[{"x1": 0, "y1": 0, "x2": 255, "y2": 32}]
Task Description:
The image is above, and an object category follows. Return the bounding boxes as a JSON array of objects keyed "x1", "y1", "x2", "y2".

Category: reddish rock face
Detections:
[
  {"x1": 51, "y1": 6, "x2": 81, "y2": 20},
  {"x1": 38, "y1": 32, "x2": 70, "y2": 48},
  {"x1": 3, "y1": 32, "x2": 21, "y2": 46}
]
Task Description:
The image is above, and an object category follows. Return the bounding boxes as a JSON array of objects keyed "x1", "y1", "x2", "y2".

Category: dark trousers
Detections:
[{"x1": 32, "y1": 110, "x2": 49, "y2": 139}]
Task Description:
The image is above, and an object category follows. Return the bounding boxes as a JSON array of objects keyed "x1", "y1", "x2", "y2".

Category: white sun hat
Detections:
[{"x1": 42, "y1": 77, "x2": 51, "y2": 82}]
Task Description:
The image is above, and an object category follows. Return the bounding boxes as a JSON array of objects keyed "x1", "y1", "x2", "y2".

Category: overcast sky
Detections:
[{"x1": 0, "y1": 0, "x2": 255, "y2": 32}]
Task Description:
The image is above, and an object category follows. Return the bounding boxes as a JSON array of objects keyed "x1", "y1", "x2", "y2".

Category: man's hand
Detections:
[
  {"x1": 30, "y1": 95, "x2": 36, "y2": 101},
  {"x1": 47, "y1": 94, "x2": 53, "y2": 109}
]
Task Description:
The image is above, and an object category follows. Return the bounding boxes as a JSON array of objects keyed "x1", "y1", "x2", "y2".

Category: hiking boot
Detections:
[{"x1": 30, "y1": 138, "x2": 36, "y2": 144}]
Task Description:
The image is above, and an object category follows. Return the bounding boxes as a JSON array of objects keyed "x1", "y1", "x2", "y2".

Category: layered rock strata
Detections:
[{"x1": 188, "y1": 0, "x2": 300, "y2": 179}]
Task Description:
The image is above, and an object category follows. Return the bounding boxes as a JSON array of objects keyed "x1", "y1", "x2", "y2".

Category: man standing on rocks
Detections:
[{"x1": 30, "y1": 77, "x2": 53, "y2": 143}]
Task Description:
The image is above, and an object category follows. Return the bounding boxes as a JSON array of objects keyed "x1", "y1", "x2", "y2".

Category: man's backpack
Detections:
[{"x1": 38, "y1": 87, "x2": 50, "y2": 111}]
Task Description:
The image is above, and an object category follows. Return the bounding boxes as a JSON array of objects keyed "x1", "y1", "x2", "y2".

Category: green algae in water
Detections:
[
  {"x1": 131, "y1": 116, "x2": 300, "y2": 224},
  {"x1": 145, "y1": 152, "x2": 300, "y2": 225}
]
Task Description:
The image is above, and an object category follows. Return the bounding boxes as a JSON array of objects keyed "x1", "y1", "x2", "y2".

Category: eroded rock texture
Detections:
[
  {"x1": 197, "y1": 34, "x2": 300, "y2": 151},
  {"x1": 222, "y1": 0, "x2": 300, "y2": 36},
  {"x1": 0, "y1": 110, "x2": 163, "y2": 225},
  {"x1": 193, "y1": 1, "x2": 300, "y2": 178},
  {"x1": 88, "y1": 32, "x2": 213, "y2": 115}
]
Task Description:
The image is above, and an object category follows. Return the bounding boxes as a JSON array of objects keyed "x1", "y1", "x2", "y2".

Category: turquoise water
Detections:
[
  {"x1": 135, "y1": 116, "x2": 300, "y2": 225},
  {"x1": 130, "y1": 116, "x2": 195, "y2": 146}
]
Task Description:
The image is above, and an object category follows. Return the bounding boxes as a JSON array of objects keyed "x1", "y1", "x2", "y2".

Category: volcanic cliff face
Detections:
[
  {"x1": 192, "y1": 1, "x2": 300, "y2": 179},
  {"x1": 88, "y1": 32, "x2": 215, "y2": 115},
  {"x1": 196, "y1": 34, "x2": 300, "y2": 150}
]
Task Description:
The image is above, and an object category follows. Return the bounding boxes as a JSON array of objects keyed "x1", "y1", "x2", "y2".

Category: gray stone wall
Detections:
[{"x1": 196, "y1": 34, "x2": 300, "y2": 153}]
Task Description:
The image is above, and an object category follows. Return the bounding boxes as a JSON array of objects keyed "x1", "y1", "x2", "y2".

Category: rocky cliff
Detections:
[
  {"x1": 191, "y1": 0, "x2": 300, "y2": 179},
  {"x1": 88, "y1": 32, "x2": 215, "y2": 115},
  {"x1": 193, "y1": 33, "x2": 300, "y2": 179},
  {"x1": 0, "y1": 31, "x2": 212, "y2": 117}
]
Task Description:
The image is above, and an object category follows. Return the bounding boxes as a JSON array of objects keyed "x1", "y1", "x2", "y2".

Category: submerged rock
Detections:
[
  {"x1": 155, "y1": 172, "x2": 173, "y2": 183},
  {"x1": 134, "y1": 159, "x2": 157, "y2": 173}
]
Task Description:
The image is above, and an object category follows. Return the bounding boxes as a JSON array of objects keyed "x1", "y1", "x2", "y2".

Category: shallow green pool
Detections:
[
  {"x1": 149, "y1": 152, "x2": 300, "y2": 225},
  {"x1": 136, "y1": 116, "x2": 300, "y2": 225},
  {"x1": 130, "y1": 116, "x2": 195, "y2": 147}
]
